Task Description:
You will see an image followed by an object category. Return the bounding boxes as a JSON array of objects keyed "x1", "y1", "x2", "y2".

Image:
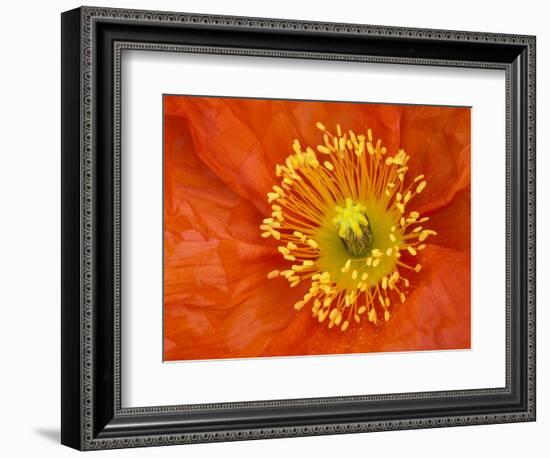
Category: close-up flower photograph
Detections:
[{"x1": 163, "y1": 96, "x2": 471, "y2": 362}]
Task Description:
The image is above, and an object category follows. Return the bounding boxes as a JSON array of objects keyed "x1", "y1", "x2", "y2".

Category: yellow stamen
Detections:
[
  {"x1": 267, "y1": 270, "x2": 280, "y2": 279},
  {"x1": 263, "y1": 122, "x2": 434, "y2": 331}
]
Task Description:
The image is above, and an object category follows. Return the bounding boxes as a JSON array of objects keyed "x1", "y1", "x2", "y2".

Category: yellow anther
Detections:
[
  {"x1": 292, "y1": 140, "x2": 302, "y2": 155},
  {"x1": 324, "y1": 161, "x2": 334, "y2": 171},
  {"x1": 357, "y1": 140, "x2": 365, "y2": 155},
  {"x1": 267, "y1": 270, "x2": 280, "y2": 279},
  {"x1": 316, "y1": 122, "x2": 326, "y2": 131},
  {"x1": 320, "y1": 285, "x2": 332, "y2": 294},
  {"x1": 369, "y1": 308, "x2": 378, "y2": 323},
  {"x1": 294, "y1": 301, "x2": 305, "y2": 310},
  {"x1": 272, "y1": 211, "x2": 284, "y2": 221},
  {"x1": 393, "y1": 149, "x2": 407, "y2": 165},
  {"x1": 416, "y1": 181, "x2": 427, "y2": 193},
  {"x1": 278, "y1": 246, "x2": 290, "y2": 255},
  {"x1": 367, "y1": 142, "x2": 375, "y2": 155}
]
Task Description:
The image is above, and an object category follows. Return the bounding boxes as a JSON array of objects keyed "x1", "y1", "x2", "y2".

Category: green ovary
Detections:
[{"x1": 314, "y1": 197, "x2": 403, "y2": 290}]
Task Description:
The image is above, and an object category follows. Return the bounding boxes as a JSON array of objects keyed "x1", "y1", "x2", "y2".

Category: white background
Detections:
[
  {"x1": 123, "y1": 52, "x2": 505, "y2": 406},
  {"x1": 0, "y1": 0, "x2": 546, "y2": 457}
]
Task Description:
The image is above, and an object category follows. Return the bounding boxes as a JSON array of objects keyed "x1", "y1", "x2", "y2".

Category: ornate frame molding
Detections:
[{"x1": 61, "y1": 6, "x2": 536, "y2": 450}]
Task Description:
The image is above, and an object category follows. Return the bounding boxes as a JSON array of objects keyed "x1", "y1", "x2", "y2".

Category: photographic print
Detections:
[{"x1": 163, "y1": 95, "x2": 471, "y2": 362}]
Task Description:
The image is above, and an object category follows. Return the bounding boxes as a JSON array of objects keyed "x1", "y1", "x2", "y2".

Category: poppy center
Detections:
[
  {"x1": 262, "y1": 122, "x2": 437, "y2": 331},
  {"x1": 333, "y1": 198, "x2": 374, "y2": 257}
]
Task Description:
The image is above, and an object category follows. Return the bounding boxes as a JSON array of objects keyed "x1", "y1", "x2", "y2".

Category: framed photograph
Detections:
[{"x1": 61, "y1": 6, "x2": 536, "y2": 450}]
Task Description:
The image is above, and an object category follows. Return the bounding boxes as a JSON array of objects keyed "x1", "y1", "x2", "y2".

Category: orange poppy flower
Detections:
[{"x1": 163, "y1": 96, "x2": 471, "y2": 361}]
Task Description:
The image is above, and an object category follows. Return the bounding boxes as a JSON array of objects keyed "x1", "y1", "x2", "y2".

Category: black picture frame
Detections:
[{"x1": 61, "y1": 6, "x2": 536, "y2": 451}]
